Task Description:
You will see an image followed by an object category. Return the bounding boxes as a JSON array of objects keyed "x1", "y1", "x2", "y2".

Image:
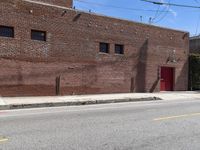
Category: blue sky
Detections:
[{"x1": 74, "y1": 0, "x2": 200, "y2": 36}]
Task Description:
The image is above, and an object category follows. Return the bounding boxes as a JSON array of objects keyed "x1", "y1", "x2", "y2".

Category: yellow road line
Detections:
[
  {"x1": 0, "y1": 138, "x2": 8, "y2": 143},
  {"x1": 154, "y1": 112, "x2": 200, "y2": 121}
]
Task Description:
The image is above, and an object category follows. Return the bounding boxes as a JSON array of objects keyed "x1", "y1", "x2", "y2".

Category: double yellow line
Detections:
[
  {"x1": 0, "y1": 137, "x2": 8, "y2": 143},
  {"x1": 154, "y1": 112, "x2": 200, "y2": 121}
]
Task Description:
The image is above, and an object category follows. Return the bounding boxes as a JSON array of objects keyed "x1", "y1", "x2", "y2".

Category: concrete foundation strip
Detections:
[{"x1": 0, "y1": 97, "x2": 161, "y2": 110}]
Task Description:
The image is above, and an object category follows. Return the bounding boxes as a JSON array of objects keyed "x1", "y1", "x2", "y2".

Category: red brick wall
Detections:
[
  {"x1": 31, "y1": 0, "x2": 73, "y2": 8},
  {"x1": 0, "y1": 0, "x2": 189, "y2": 96}
]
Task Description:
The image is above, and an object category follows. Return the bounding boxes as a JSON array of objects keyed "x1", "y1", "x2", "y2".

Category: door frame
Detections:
[{"x1": 159, "y1": 66, "x2": 175, "y2": 91}]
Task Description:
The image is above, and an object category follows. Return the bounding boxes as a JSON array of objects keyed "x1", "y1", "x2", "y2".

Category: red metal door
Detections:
[{"x1": 160, "y1": 67, "x2": 174, "y2": 91}]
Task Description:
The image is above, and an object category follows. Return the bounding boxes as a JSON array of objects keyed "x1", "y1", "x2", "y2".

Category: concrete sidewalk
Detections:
[{"x1": 0, "y1": 91, "x2": 199, "y2": 110}]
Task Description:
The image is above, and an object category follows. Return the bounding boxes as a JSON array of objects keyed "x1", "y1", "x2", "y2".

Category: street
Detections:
[{"x1": 0, "y1": 98, "x2": 200, "y2": 150}]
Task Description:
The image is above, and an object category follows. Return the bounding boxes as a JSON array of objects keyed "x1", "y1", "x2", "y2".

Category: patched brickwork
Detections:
[{"x1": 0, "y1": 0, "x2": 189, "y2": 96}]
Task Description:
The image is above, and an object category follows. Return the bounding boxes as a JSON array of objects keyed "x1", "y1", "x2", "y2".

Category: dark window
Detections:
[
  {"x1": 100, "y1": 42, "x2": 109, "y2": 53},
  {"x1": 115, "y1": 44, "x2": 124, "y2": 54},
  {"x1": 31, "y1": 30, "x2": 46, "y2": 41},
  {"x1": 0, "y1": 26, "x2": 14, "y2": 38}
]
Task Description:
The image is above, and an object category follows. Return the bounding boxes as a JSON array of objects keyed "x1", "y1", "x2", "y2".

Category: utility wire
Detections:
[
  {"x1": 141, "y1": 0, "x2": 200, "y2": 9},
  {"x1": 153, "y1": 0, "x2": 171, "y2": 23},
  {"x1": 74, "y1": 0, "x2": 171, "y2": 13},
  {"x1": 149, "y1": 0, "x2": 171, "y2": 24},
  {"x1": 152, "y1": 5, "x2": 161, "y2": 20},
  {"x1": 151, "y1": 4, "x2": 167, "y2": 23}
]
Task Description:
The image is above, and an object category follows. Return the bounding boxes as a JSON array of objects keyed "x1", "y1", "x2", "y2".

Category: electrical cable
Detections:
[
  {"x1": 152, "y1": 0, "x2": 171, "y2": 23},
  {"x1": 74, "y1": 0, "x2": 171, "y2": 13},
  {"x1": 151, "y1": 1, "x2": 169, "y2": 23},
  {"x1": 152, "y1": 5, "x2": 161, "y2": 21},
  {"x1": 141, "y1": 0, "x2": 200, "y2": 9}
]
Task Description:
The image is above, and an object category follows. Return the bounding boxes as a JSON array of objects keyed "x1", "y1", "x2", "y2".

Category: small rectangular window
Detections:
[
  {"x1": 115, "y1": 44, "x2": 124, "y2": 54},
  {"x1": 0, "y1": 26, "x2": 14, "y2": 38},
  {"x1": 31, "y1": 30, "x2": 46, "y2": 41},
  {"x1": 100, "y1": 42, "x2": 109, "y2": 53}
]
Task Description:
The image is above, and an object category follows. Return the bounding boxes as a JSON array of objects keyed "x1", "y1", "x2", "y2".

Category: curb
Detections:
[{"x1": 0, "y1": 97, "x2": 162, "y2": 110}]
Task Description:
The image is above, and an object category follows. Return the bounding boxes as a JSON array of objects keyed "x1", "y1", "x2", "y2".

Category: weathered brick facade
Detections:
[
  {"x1": 27, "y1": 0, "x2": 73, "y2": 8},
  {"x1": 0, "y1": 0, "x2": 189, "y2": 96}
]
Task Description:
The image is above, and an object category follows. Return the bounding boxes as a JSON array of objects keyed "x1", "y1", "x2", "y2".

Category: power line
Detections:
[
  {"x1": 148, "y1": 0, "x2": 171, "y2": 24},
  {"x1": 141, "y1": 0, "x2": 200, "y2": 9},
  {"x1": 151, "y1": 2, "x2": 167, "y2": 23},
  {"x1": 153, "y1": 0, "x2": 171, "y2": 23},
  {"x1": 74, "y1": 0, "x2": 171, "y2": 13},
  {"x1": 152, "y1": 5, "x2": 161, "y2": 21}
]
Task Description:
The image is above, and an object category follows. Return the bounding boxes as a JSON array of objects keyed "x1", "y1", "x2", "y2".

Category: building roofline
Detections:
[
  {"x1": 190, "y1": 35, "x2": 200, "y2": 40},
  {"x1": 86, "y1": 11, "x2": 188, "y2": 34},
  {"x1": 23, "y1": 0, "x2": 188, "y2": 34}
]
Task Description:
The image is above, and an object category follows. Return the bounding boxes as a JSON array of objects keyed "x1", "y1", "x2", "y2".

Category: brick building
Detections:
[
  {"x1": 190, "y1": 36, "x2": 200, "y2": 54},
  {"x1": 0, "y1": 0, "x2": 189, "y2": 96}
]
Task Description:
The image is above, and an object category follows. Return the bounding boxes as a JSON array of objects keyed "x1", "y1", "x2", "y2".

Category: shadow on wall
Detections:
[
  {"x1": 134, "y1": 39, "x2": 148, "y2": 92},
  {"x1": 149, "y1": 66, "x2": 160, "y2": 93}
]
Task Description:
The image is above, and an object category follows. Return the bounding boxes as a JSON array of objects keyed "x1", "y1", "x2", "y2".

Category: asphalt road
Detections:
[{"x1": 0, "y1": 98, "x2": 200, "y2": 150}]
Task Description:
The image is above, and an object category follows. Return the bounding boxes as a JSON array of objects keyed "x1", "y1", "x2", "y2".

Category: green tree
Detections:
[{"x1": 189, "y1": 54, "x2": 200, "y2": 90}]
